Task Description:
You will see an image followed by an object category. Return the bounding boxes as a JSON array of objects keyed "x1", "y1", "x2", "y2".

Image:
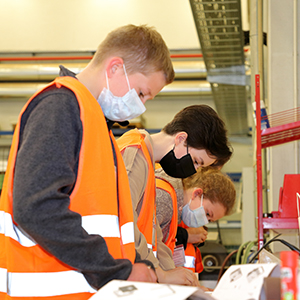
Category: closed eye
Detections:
[
  {"x1": 206, "y1": 211, "x2": 214, "y2": 221},
  {"x1": 195, "y1": 157, "x2": 204, "y2": 167}
]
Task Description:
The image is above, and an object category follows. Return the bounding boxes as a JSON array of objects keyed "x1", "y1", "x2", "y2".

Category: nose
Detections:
[{"x1": 141, "y1": 95, "x2": 152, "y2": 104}]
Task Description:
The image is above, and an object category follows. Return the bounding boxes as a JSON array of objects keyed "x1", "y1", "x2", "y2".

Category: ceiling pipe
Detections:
[
  {"x1": 0, "y1": 51, "x2": 251, "y2": 62},
  {"x1": 0, "y1": 80, "x2": 211, "y2": 98},
  {"x1": 0, "y1": 60, "x2": 207, "y2": 81},
  {"x1": 0, "y1": 54, "x2": 204, "y2": 62}
]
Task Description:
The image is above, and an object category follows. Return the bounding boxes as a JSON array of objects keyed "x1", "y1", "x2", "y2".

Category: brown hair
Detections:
[
  {"x1": 91, "y1": 24, "x2": 174, "y2": 84},
  {"x1": 162, "y1": 105, "x2": 233, "y2": 167},
  {"x1": 182, "y1": 167, "x2": 236, "y2": 215}
]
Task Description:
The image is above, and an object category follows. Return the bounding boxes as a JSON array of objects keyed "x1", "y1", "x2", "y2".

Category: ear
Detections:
[
  {"x1": 191, "y1": 188, "x2": 203, "y2": 201},
  {"x1": 174, "y1": 131, "x2": 188, "y2": 146},
  {"x1": 106, "y1": 57, "x2": 124, "y2": 78}
]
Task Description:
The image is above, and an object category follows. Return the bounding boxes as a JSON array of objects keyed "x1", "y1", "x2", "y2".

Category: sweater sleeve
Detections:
[
  {"x1": 13, "y1": 88, "x2": 133, "y2": 289},
  {"x1": 176, "y1": 227, "x2": 189, "y2": 250}
]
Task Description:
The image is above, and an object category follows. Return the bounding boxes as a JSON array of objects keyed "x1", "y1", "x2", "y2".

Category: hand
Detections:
[
  {"x1": 156, "y1": 266, "x2": 200, "y2": 287},
  {"x1": 199, "y1": 285, "x2": 213, "y2": 292},
  {"x1": 128, "y1": 263, "x2": 157, "y2": 283},
  {"x1": 186, "y1": 226, "x2": 208, "y2": 245}
]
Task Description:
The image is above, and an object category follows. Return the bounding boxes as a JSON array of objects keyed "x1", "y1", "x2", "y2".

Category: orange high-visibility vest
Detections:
[
  {"x1": 155, "y1": 177, "x2": 203, "y2": 273},
  {"x1": 0, "y1": 76, "x2": 136, "y2": 299},
  {"x1": 178, "y1": 221, "x2": 204, "y2": 273},
  {"x1": 117, "y1": 129, "x2": 157, "y2": 254}
]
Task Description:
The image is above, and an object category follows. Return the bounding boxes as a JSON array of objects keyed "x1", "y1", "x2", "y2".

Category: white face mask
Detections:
[
  {"x1": 181, "y1": 194, "x2": 209, "y2": 228},
  {"x1": 97, "y1": 64, "x2": 146, "y2": 122}
]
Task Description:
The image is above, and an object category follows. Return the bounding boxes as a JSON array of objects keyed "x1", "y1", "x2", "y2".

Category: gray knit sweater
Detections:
[{"x1": 12, "y1": 66, "x2": 147, "y2": 290}]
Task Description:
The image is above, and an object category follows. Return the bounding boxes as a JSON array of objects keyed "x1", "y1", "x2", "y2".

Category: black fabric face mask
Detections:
[{"x1": 159, "y1": 149, "x2": 197, "y2": 178}]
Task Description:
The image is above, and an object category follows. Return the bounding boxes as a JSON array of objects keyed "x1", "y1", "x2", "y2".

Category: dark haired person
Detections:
[{"x1": 117, "y1": 105, "x2": 232, "y2": 287}]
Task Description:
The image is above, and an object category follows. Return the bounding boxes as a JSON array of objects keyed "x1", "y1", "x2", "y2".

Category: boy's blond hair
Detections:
[{"x1": 91, "y1": 24, "x2": 175, "y2": 84}]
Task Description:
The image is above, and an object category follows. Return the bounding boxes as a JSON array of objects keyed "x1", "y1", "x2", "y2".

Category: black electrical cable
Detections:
[
  {"x1": 269, "y1": 239, "x2": 300, "y2": 253},
  {"x1": 248, "y1": 234, "x2": 281, "y2": 263},
  {"x1": 216, "y1": 220, "x2": 223, "y2": 245},
  {"x1": 249, "y1": 233, "x2": 300, "y2": 263}
]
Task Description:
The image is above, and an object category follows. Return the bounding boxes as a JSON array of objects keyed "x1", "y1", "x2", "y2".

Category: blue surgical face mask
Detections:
[
  {"x1": 97, "y1": 64, "x2": 146, "y2": 122},
  {"x1": 181, "y1": 194, "x2": 209, "y2": 228}
]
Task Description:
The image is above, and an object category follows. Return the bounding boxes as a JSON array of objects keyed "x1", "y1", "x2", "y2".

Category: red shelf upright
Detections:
[{"x1": 255, "y1": 74, "x2": 300, "y2": 249}]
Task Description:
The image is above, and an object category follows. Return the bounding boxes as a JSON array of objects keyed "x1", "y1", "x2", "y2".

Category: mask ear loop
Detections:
[
  {"x1": 173, "y1": 138, "x2": 187, "y2": 155},
  {"x1": 105, "y1": 71, "x2": 110, "y2": 90},
  {"x1": 105, "y1": 64, "x2": 130, "y2": 92},
  {"x1": 122, "y1": 64, "x2": 131, "y2": 90},
  {"x1": 200, "y1": 193, "x2": 204, "y2": 206}
]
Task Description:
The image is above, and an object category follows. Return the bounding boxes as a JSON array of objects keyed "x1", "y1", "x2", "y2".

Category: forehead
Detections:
[
  {"x1": 205, "y1": 200, "x2": 226, "y2": 220},
  {"x1": 190, "y1": 148, "x2": 217, "y2": 167},
  {"x1": 129, "y1": 71, "x2": 166, "y2": 96}
]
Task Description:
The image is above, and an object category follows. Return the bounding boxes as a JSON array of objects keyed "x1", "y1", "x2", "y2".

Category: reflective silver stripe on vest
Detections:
[
  {"x1": 82, "y1": 215, "x2": 134, "y2": 245},
  {"x1": 0, "y1": 211, "x2": 36, "y2": 247},
  {"x1": 82, "y1": 214, "x2": 120, "y2": 237},
  {"x1": 0, "y1": 268, "x2": 7, "y2": 295},
  {"x1": 120, "y1": 221, "x2": 135, "y2": 245},
  {"x1": 0, "y1": 267, "x2": 96, "y2": 297},
  {"x1": 0, "y1": 211, "x2": 134, "y2": 247},
  {"x1": 184, "y1": 255, "x2": 196, "y2": 269}
]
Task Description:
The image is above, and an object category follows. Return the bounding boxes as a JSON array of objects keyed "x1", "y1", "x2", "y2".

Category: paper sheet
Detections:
[
  {"x1": 89, "y1": 280, "x2": 215, "y2": 300},
  {"x1": 211, "y1": 263, "x2": 280, "y2": 300}
]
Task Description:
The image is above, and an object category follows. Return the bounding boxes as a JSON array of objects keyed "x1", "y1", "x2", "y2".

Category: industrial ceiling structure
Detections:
[
  {"x1": 190, "y1": 0, "x2": 250, "y2": 135},
  {"x1": 0, "y1": 0, "x2": 251, "y2": 138}
]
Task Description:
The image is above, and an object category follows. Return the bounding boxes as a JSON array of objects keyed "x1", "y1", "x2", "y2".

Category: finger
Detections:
[
  {"x1": 184, "y1": 270, "x2": 199, "y2": 287},
  {"x1": 190, "y1": 273, "x2": 200, "y2": 287},
  {"x1": 176, "y1": 269, "x2": 193, "y2": 286},
  {"x1": 178, "y1": 268, "x2": 199, "y2": 286},
  {"x1": 200, "y1": 285, "x2": 210, "y2": 291},
  {"x1": 187, "y1": 275, "x2": 200, "y2": 287},
  {"x1": 149, "y1": 269, "x2": 158, "y2": 282}
]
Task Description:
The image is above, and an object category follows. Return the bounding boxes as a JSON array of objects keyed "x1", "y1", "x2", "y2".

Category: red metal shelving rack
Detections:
[{"x1": 255, "y1": 74, "x2": 300, "y2": 249}]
